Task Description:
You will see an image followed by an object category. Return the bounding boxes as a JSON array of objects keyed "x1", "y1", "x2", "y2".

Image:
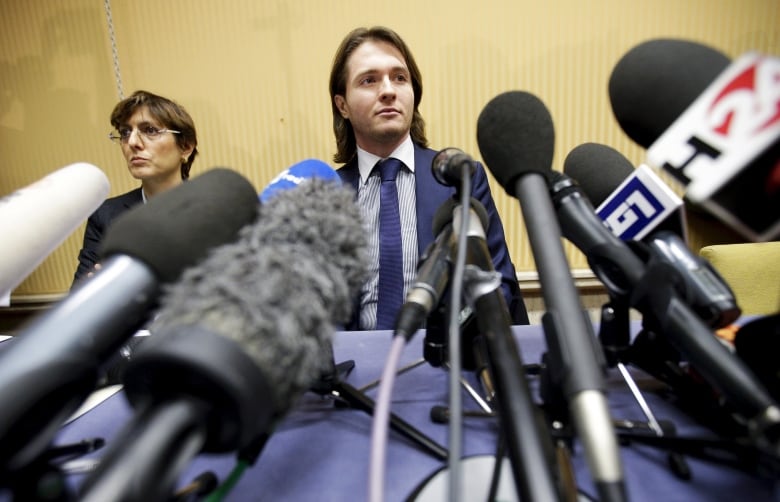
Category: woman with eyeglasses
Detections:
[{"x1": 72, "y1": 90, "x2": 199, "y2": 286}]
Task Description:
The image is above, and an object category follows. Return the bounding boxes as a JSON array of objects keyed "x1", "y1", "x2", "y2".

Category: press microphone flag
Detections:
[
  {"x1": 594, "y1": 164, "x2": 683, "y2": 241},
  {"x1": 647, "y1": 53, "x2": 779, "y2": 198},
  {"x1": 610, "y1": 39, "x2": 780, "y2": 241},
  {"x1": 0, "y1": 162, "x2": 110, "y2": 300},
  {"x1": 563, "y1": 143, "x2": 686, "y2": 242}
]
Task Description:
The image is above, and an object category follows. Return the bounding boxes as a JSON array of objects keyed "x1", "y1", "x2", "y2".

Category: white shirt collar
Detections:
[{"x1": 356, "y1": 135, "x2": 415, "y2": 184}]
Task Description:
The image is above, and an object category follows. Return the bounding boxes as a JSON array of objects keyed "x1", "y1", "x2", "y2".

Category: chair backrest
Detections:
[{"x1": 699, "y1": 242, "x2": 780, "y2": 316}]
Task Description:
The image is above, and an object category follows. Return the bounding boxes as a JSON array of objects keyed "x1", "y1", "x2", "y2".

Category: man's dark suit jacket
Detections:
[
  {"x1": 337, "y1": 143, "x2": 529, "y2": 330},
  {"x1": 72, "y1": 188, "x2": 143, "y2": 287}
]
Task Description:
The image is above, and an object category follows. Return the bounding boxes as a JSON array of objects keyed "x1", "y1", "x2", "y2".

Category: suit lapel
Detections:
[{"x1": 414, "y1": 145, "x2": 452, "y2": 256}]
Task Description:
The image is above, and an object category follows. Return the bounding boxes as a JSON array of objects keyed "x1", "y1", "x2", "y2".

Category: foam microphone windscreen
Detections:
[
  {"x1": 146, "y1": 177, "x2": 368, "y2": 414},
  {"x1": 476, "y1": 90, "x2": 556, "y2": 191},
  {"x1": 563, "y1": 143, "x2": 636, "y2": 207},
  {"x1": 99, "y1": 168, "x2": 259, "y2": 284},
  {"x1": 0, "y1": 162, "x2": 109, "y2": 296},
  {"x1": 609, "y1": 38, "x2": 731, "y2": 148}
]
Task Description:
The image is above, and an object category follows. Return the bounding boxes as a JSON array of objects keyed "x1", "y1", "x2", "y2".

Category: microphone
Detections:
[
  {"x1": 79, "y1": 170, "x2": 367, "y2": 501},
  {"x1": 0, "y1": 168, "x2": 259, "y2": 474},
  {"x1": 394, "y1": 197, "x2": 487, "y2": 342},
  {"x1": 564, "y1": 143, "x2": 686, "y2": 241},
  {"x1": 259, "y1": 158, "x2": 342, "y2": 203},
  {"x1": 564, "y1": 142, "x2": 740, "y2": 328},
  {"x1": 431, "y1": 147, "x2": 477, "y2": 187},
  {"x1": 609, "y1": 38, "x2": 780, "y2": 241},
  {"x1": 546, "y1": 169, "x2": 780, "y2": 447},
  {"x1": 0, "y1": 163, "x2": 110, "y2": 299},
  {"x1": 477, "y1": 90, "x2": 623, "y2": 502}
]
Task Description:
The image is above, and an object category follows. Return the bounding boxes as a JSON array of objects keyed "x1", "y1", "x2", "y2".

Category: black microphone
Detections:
[
  {"x1": 564, "y1": 142, "x2": 741, "y2": 329},
  {"x1": 0, "y1": 168, "x2": 258, "y2": 475},
  {"x1": 609, "y1": 38, "x2": 730, "y2": 151},
  {"x1": 396, "y1": 196, "x2": 486, "y2": 348},
  {"x1": 431, "y1": 147, "x2": 477, "y2": 187},
  {"x1": 609, "y1": 38, "x2": 780, "y2": 241},
  {"x1": 79, "y1": 175, "x2": 367, "y2": 501},
  {"x1": 97, "y1": 159, "x2": 347, "y2": 389},
  {"x1": 642, "y1": 231, "x2": 740, "y2": 329},
  {"x1": 394, "y1": 199, "x2": 460, "y2": 342},
  {"x1": 563, "y1": 142, "x2": 687, "y2": 240},
  {"x1": 547, "y1": 169, "x2": 780, "y2": 447},
  {"x1": 477, "y1": 90, "x2": 626, "y2": 502},
  {"x1": 412, "y1": 198, "x2": 498, "y2": 415}
]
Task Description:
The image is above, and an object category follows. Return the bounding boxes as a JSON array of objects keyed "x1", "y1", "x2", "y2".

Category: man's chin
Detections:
[{"x1": 375, "y1": 126, "x2": 409, "y2": 144}]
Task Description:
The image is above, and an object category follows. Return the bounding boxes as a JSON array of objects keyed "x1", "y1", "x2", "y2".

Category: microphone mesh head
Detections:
[
  {"x1": 476, "y1": 91, "x2": 555, "y2": 193},
  {"x1": 609, "y1": 38, "x2": 730, "y2": 148},
  {"x1": 563, "y1": 142, "x2": 636, "y2": 206}
]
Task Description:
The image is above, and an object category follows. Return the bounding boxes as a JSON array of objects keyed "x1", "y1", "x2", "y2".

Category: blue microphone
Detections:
[{"x1": 260, "y1": 159, "x2": 341, "y2": 203}]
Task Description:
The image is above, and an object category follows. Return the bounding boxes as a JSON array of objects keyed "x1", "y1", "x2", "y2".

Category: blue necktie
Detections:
[{"x1": 376, "y1": 158, "x2": 405, "y2": 330}]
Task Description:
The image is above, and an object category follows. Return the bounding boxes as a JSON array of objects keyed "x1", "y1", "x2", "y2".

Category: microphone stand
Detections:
[
  {"x1": 597, "y1": 299, "x2": 692, "y2": 480},
  {"x1": 596, "y1": 293, "x2": 780, "y2": 479},
  {"x1": 458, "y1": 202, "x2": 564, "y2": 502},
  {"x1": 310, "y1": 343, "x2": 448, "y2": 461},
  {"x1": 5, "y1": 447, "x2": 84, "y2": 501},
  {"x1": 627, "y1": 257, "x2": 780, "y2": 457}
]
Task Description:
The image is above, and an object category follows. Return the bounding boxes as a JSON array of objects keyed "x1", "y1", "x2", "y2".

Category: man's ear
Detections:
[{"x1": 334, "y1": 95, "x2": 349, "y2": 119}]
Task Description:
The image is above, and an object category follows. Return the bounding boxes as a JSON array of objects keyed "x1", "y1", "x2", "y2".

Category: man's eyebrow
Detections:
[{"x1": 353, "y1": 65, "x2": 409, "y2": 80}]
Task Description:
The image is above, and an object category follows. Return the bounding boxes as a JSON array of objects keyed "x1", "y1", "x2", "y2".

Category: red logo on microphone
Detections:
[{"x1": 707, "y1": 57, "x2": 780, "y2": 138}]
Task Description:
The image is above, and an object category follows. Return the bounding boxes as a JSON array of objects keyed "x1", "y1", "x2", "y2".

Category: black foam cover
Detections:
[
  {"x1": 99, "y1": 168, "x2": 258, "y2": 283},
  {"x1": 609, "y1": 38, "x2": 730, "y2": 148},
  {"x1": 563, "y1": 142, "x2": 635, "y2": 207},
  {"x1": 476, "y1": 91, "x2": 555, "y2": 190}
]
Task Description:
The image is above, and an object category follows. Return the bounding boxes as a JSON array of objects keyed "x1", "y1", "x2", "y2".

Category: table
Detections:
[{"x1": 18, "y1": 326, "x2": 780, "y2": 500}]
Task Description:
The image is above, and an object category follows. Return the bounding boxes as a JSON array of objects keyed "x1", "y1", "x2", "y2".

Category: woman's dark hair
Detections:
[{"x1": 110, "y1": 90, "x2": 199, "y2": 179}]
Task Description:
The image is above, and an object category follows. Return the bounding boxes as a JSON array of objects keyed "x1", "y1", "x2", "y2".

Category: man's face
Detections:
[{"x1": 334, "y1": 40, "x2": 415, "y2": 156}]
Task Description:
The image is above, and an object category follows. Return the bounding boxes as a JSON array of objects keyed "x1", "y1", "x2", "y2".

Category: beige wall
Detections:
[{"x1": 1, "y1": 0, "x2": 778, "y2": 298}]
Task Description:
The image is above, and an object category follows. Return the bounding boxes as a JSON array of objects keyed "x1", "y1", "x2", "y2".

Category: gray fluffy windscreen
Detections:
[{"x1": 149, "y1": 178, "x2": 368, "y2": 412}]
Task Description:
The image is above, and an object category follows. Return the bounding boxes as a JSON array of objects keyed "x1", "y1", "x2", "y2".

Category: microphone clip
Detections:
[{"x1": 462, "y1": 266, "x2": 502, "y2": 307}]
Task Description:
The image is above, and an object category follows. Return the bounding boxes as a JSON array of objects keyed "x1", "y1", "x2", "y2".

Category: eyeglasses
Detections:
[{"x1": 108, "y1": 126, "x2": 181, "y2": 144}]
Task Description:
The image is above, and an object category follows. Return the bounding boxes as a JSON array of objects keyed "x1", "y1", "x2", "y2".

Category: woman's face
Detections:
[{"x1": 116, "y1": 106, "x2": 192, "y2": 184}]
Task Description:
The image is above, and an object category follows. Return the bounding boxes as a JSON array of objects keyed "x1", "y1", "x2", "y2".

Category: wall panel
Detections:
[{"x1": 1, "y1": 0, "x2": 777, "y2": 297}]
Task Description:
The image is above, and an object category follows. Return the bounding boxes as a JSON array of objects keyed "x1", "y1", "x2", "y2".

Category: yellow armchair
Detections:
[{"x1": 699, "y1": 242, "x2": 780, "y2": 316}]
